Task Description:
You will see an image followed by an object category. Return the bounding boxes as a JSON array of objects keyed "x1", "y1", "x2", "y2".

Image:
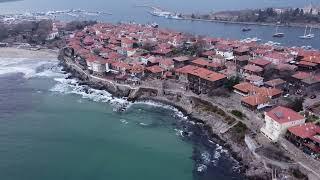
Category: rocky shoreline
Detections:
[{"x1": 58, "y1": 54, "x2": 272, "y2": 179}]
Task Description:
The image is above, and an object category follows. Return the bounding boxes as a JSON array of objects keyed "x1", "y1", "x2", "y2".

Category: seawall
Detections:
[{"x1": 58, "y1": 53, "x2": 272, "y2": 179}]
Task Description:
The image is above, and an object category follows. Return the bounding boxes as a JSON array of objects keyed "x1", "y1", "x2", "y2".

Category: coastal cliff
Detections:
[{"x1": 58, "y1": 52, "x2": 276, "y2": 179}]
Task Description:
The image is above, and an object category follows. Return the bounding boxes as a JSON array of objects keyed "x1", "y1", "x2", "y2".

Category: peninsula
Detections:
[
  {"x1": 147, "y1": 5, "x2": 320, "y2": 28},
  {"x1": 1, "y1": 11, "x2": 319, "y2": 179},
  {"x1": 57, "y1": 22, "x2": 320, "y2": 179}
]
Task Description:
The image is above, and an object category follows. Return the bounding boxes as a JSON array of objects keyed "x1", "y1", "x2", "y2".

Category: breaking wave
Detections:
[
  {"x1": 0, "y1": 58, "x2": 61, "y2": 78},
  {"x1": 131, "y1": 100, "x2": 188, "y2": 120},
  {"x1": 50, "y1": 77, "x2": 129, "y2": 109}
]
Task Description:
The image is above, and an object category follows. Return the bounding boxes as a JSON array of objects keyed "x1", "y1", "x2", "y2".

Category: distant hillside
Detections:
[
  {"x1": 0, "y1": 0, "x2": 21, "y2": 2},
  {"x1": 186, "y1": 7, "x2": 320, "y2": 25}
]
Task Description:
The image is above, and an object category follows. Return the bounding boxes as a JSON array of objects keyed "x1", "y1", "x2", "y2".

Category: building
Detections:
[
  {"x1": 241, "y1": 94, "x2": 270, "y2": 110},
  {"x1": 92, "y1": 59, "x2": 107, "y2": 75},
  {"x1": 233, "y1": 82, "x2": 259, "y2": 96},
  {"x1": 172, "y1": 56, "x2": 191, "y2": 68},
  {"x1": 201, "y1": 50, "x2": 216, "y2": 59},
  {"x1": 261, "y1": 106, "x2": 306, "y2": 142},
  {"x1": 286, "y1": 123, "x2": 320, "y2": 158},
  {"x1": 250, "y1": 58, "x2": 271, "y2": 69},
  {"x1": 146, "y1": 65, "x2": 165, "y2": 78},
  {"x1": 175, "y1": 65, "x2": 199, "y2": 82},
  {"x1": 264, "y1": 52, "x2": 294, "y2": 65},
  {"x1": 187, "y1": 67, "x2": 227, "y2": 94},
  {"x1": 265, "y1": 78, "x2": 286, "y2": 89},
  {"x1": 243, "y1": 64, "x2": 264, "y2": 76},
  {"x1": 234, "y1": 46, "x2": 250, "y2": 56},
  {"x1": 159, "y1": 58, "x2": 174, "y2": 71},
  {"x1": 245, "y1": 75, "x2": 264, "y2": 87},
  {"x1": 235, "y1": 55, "x2": 250, "y2": 66},
  {"x1": 215, "y1": 44, "x2": 234, "y2": 60},
  {"x1": 191, "y1": 58, "x2": 210, "y2": 68}
]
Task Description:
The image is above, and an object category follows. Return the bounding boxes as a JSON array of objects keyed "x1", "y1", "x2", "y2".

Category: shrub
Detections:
[{"x1": 231, "y1": 110, "x2": 245, "y2": 119}]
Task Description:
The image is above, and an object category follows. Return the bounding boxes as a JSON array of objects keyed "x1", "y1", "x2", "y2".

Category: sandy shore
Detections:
[{"x1": 0, "y1": 47, "x2": 58, "y2": 59}]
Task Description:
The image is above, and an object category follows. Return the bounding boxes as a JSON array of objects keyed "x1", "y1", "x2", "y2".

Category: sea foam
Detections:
[{"x1": 0, "y1": 58, "x2": 61, "y2": 79}]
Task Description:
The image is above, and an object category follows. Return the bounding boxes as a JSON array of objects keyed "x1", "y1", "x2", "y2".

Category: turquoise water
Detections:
[
  {"x1": 0, "y1": 77, "x2": 194, "y2": 180},
  {"x1": 0, "y1": 59, "x2": 243, "y2": 180}
]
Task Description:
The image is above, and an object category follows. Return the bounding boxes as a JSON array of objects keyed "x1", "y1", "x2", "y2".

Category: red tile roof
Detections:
[
  {"x1": 298, "y1": 61, "x2": 318, "y2": 67},
  {"x1": 160, "y1": 58, "x2": 174, "y2": 67},
  {"x1": 173, "y1": 56, "x2": 191, "y2": 62},
  {"x1": 146, "y1": 65, "x2": 164, "y2": 74},
  {"x1": 256, "y1": 87, "x2": 283, "y2": 98},
  {"x1": 202, "y1": 51, "x2": 216, "y2": 57},
  {"x1": 241, "y1": 95, "x2": 270, "y2": 106},
  {"x1": 245, "y1": 75, "x2": 264, "y2": 82},
  {"x1": 250, "y1": 58, "x2": 271, "y2": 67},
  {"x1": 233, "y1": 82, "x2": 259, "y2": 93},
  {"x1": 112, "y1": 61, "x2": 131, "y2": 69},
  {"x1": 288, "y1": 123, "x2": 320, "y2": 139},
  {"x1": 83, "y1": 36, "x2": 95, "y2": 46},
  {"x1": 244, "y1": 64, "x2": 263, "y2": 73},
  {"x1": 188, "y1": 67, "x2": 226, "y2": 82},
  {"x1": 302, "y1": 56, "x2": 320, "y2": 64},
  {"x1": 175, "y1": 65, "x2": 199, "y2": 74},
  {"x1": 265, "y1": 78, "x2": 286, "y2": 87},
  {"x1": 266, "y1": 106, "x2": 304, "y2": 124},
  {"x1": 292, "y1": 71, "x2": 312, "y2": 80},
  {"x1": 192, "y1": 58, "x2": 210, "y2": 67}
]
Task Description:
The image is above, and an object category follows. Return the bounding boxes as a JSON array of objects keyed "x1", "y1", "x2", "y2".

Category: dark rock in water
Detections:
[
  {"x1": 58, "y1": 56, "x2": 245, "y2": 179},
  {"x1": 83, "y1": 87, "x2": 89, "y2": 94},
  {"x1": 66, "y1": 75, "x2": 72, "y2": 79},
  {"x1": 78, "y1": 81, "x2": 86, "y2": 86},
  {"x1": 182, "y1": 131, "x2": 189, "y2": 137}
]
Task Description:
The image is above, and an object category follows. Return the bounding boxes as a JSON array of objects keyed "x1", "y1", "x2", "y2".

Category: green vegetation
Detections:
[
  {"x1": 290, "y1": 168, "x2": 308, "y2": 179},
  {"x1": 306, "y1": 114, "x2": 320, "y2": 123},
  {"x1": 230, "y1": 122, "x2": 248, "y2": 143},
  {"x1": 197, "y1": 100, "x2": 236, "y2": 125},
  {"x1": 190, "y1": 7, "x2": 320, "y2": 25},
  {"x1": 173, "y1": 39, "x2": 206, "y2": 56},
  {"x1": 224, "y1": 76, "x2": 241, "y2": 91},
  {"x1": 286, "y1": 97, "x2": 304, "y2": 112},
  {"x1": 254, "y1": 8, "x2": 320, "y2": 24},
  {"x1": 231, "y1": 110, "x2": 246, "y2": 119}
]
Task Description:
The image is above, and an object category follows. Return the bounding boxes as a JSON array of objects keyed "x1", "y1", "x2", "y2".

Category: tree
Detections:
[
  {"x1": 293, "y1": 8, "x2": 300, "y2": 16},
  {"x1": 224, "y1": 76, "x2": 241, "y2": 91},
  {"x1": 287, "y1": 97, "x2": 304, "y2": 112},
  {"x1": 141, "y1": 42, "x2": 155, "y2": 51},
  {"x1": 300, "y1": 9, "x2": 304, "y2": 16},
  {"x1": 64, "y1": 21, "x2": 97, "y2": 31}
]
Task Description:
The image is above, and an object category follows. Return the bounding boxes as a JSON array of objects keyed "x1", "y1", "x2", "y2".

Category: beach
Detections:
[{"x1": 0, "y1": 47, "x2": 58, "y2": 59}]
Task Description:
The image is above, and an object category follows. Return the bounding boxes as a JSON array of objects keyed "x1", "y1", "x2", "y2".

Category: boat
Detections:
[
  {"x1": 148, "y1": 10, "x2": 171, "y2": 18},
  {"x1": 168, "y1": 13, "x2": 183, "y2": 20},
  {"x1": 150, "y1": 22, "x2": 159, "y2": 28},
  {"x1": 240, "y1": 37, "x2": 261, "y2": 43},
  {"x1": 242, "y1": 27, "x2": 251, "y2": 32},
  {"x1": 299, "y1": 25, "x2": 314, "y2": 39},
  {"x1": 273, "y1": 26, "x2": 285, "y2": 38}
]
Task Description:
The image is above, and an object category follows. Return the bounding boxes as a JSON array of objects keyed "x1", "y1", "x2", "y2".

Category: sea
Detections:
[
  {"x1": 1, "y1": 0, "x2": 320, "y2": 48},
  {"x1": 0, "y1": 0, "x2": 318, "y2": 180}
]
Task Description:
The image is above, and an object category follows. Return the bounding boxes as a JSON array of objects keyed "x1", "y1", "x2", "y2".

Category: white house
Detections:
[
  {"x1": 92, "y1": 60, "x2": 106, "y2": 74},
  {"x1": 46, "y1": 23, "x2": 59, "y2": 40},
  {"x1": 261, "y1": 106, "x2": 305, "y2": 142},
  {"x1": 215, "y1": 45, "x2": 234, "y2": 60}
]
